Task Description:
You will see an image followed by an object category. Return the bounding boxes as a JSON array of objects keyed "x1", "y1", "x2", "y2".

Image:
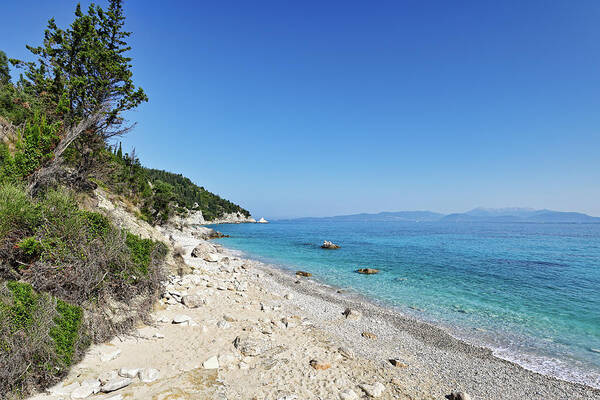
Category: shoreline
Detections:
[
  {"x1": 28, "y1": 225, "x2": 600, "y2": 400},
  {"x1": 215, "y1": 242, "x2": 600, "y2": 398},
  {"x1": 219, "y1": 243, "x2": 600, "y2": 390}
]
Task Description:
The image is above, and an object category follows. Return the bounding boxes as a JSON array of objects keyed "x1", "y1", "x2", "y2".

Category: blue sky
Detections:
[{"x1": 2, "y1": 1, "x2": 600, "y2": 218}]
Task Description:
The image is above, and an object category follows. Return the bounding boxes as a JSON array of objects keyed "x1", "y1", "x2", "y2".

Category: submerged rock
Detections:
[
  {"x1": 356, "y1": 268, "x2": 379, "y2": 275},
  {"x1": 295, "y1": 271, "x2": 312, "y2": 277}
]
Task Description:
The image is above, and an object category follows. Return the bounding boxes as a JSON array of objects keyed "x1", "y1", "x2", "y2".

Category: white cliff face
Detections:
[
  {"x1": 170, "y1": 210, "x2": 206, "y2": 230},
  {"x1": 94, "y1": 188, "x2": 168, "y2": 244},
  {"x1": 208, "y1": 212, "x2": 255, "y2": 224}
]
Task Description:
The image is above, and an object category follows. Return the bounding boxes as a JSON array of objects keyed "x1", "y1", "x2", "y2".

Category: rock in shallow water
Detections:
[
  {"x1": 356, "y1": 268, "x2": 379, "y2": 275},
  {"x1": 295, "y1": 271, "x2": 312, "y2": 277}
]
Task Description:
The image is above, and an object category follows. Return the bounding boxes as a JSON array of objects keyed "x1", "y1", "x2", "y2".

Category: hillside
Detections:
[{"x1": 0, "y1": 2, "x2": 251, "y2": 396}]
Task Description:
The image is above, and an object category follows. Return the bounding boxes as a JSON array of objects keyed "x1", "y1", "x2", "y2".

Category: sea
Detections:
[{"x1": 209, "y1": 219, "x2": 600, "y2": 388}]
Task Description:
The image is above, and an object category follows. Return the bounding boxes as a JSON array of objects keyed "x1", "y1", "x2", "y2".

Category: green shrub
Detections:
[
  {"x1": 49, "y1": 299, "x2": 83, "y2": 367},
  {"x1": 125, "y1": 232, "x2": 157, "y2": 276},
  {"x1": 80, "y1": 211, "x2": 111, "y2": 240},
  {"x1": 0, "y1": 114, "x2": 60, "y2": 184},
  {"x1": 0, "y1": 183, "x2": 40, "y2": 238},
  {"x1": 17, "y1": 236, "x2": 42, "y2": 258},
  {"x1": 0, "y1": 280, "x2": 84, "y2": 396}
]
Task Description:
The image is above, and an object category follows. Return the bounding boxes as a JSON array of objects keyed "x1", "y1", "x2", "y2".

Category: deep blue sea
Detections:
[{"x1": 209, "y1": 220, "x2": 600, "y2": 387}]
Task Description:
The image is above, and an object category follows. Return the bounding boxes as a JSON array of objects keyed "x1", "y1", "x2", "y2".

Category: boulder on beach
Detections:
[
  {"x1": 296, "y1": 271, "x2": 312, "y2": 277},
  {"x1": 342, "y1": 307, "x2": 362, "y2": 320},
  {"x1": 448, "y1": 392, "x2": 472, "y2": 400},
  {"x1": 321, "y1": 240, "x2": 340, "y2": 249},
  {"x1": 191, "y1": 242, "x2": 216, "y2": 258},
  {"x1": 356, "y1": 268, "x2": 380, "y2": 275}
]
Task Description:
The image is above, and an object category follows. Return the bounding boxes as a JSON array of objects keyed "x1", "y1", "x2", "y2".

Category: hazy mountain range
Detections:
[{"x1": 293, "y1": 207, "x2": 600, "y2": 223}]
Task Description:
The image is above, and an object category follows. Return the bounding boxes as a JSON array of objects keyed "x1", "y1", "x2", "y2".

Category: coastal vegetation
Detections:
[{"x1": 0, "y1": 1, "x2": 247, "y2": 396}]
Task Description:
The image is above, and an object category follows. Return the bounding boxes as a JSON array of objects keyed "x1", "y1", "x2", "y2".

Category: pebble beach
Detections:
[{"x1": 28, "y1": 224, "x2": 600, "y2": 400}]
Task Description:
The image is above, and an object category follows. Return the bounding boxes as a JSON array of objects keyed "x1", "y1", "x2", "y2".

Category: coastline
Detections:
[
  {"x1": 28, "y1": 224, "x2": 600, "y2": 400},
  {"x1": 219, "y1": 244, "x2": 600, "y2": 399}
]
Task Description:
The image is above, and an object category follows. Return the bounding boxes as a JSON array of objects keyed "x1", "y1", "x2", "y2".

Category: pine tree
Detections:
[{"x1": 14, "y1": 0, "x2": 147, "y2": 138}]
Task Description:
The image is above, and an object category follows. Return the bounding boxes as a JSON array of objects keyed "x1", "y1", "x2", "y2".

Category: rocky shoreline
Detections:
[{"x1": 28, "y1": 223, "x2": 600, "y2": 400}]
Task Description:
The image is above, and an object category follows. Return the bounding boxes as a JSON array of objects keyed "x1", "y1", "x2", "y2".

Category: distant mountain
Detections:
[
  {"x1": 292, "y1": 211, "x2": 445, "y2": 222},
  {"x1": 289, "y1": 208, "x2": 600, "y2": 223},
  {"x1": 442, "y1": 208, "x2": 600, "y2": 223}
]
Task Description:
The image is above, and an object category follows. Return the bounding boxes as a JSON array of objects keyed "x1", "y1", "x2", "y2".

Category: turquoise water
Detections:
[{"x1": 209, "y1": 220, "x2": 600, "y2": 387}]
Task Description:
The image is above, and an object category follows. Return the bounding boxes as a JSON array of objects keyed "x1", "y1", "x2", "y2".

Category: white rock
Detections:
[
  {"x1": 172, "y1": 314, "x2": 192, "y2": 324},
  {"x1": 138, "y1": 368, "x2": 160, "y2": 383},
  {"x1": 101, "y1": 377, "x2": 132, "y2": 392},
  {"x1": 284, "y1": 293, "x2": 293, "y2": 300},
  {"x1": 339, "y1": 389, "x2": 359, "y2": 400},
  {"x1": 359, "y1": 382, "x2": 385, "y2": 398},
  {"x1": 49, "y1": 381, "x2": 80, "y2": 396},
  {"x1": 98, "y1": 370, "x2": 118, "y2": 385},
  {"x1": 70, "y1": 384, "x2": 95, "y2": 399},
  {"x1": 217, "y1": 320, "x2": 231, "y2": 329},
  {"x1": 203, "y1": 355, "x2": 220, "y2": 369},
  {"x1": 218, "y1": 353, "x2": 237, "y2": 367},
  {"x1": 153, "y1": 332, "x2": 165, "y2": 339},
  {"x1": 182, "y1": 294, "x2": 203, "y2": 308},
  {"x1": 99, "y1": 348, "x2": 121, "y2": 362},
  {"x1": 338, "y1": 346, "x2": 355, "y2": 359},
  {"x1": 204, "y1": 253, "x2": 220, "y2": 262},
  {"x1": 156, "y1": 314, "x2": 171, "y2": 323},
  {"x1": 118, "y1": 368, "x2": 139, "y2": 378},
  {"x1": 104, "y1": 395, "x2": 123, "y2": 400},
  {"x1": 81, "y1": 379, "x2": 101, "y2": 394}
]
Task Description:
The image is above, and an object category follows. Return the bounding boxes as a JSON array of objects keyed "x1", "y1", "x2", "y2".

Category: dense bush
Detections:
[
  {"x1": 0, "y1": 185, "x2": 166, "y2": 397},
  {"x1": 0, "y1": 281, "x2": 85, "y2": 396}
]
